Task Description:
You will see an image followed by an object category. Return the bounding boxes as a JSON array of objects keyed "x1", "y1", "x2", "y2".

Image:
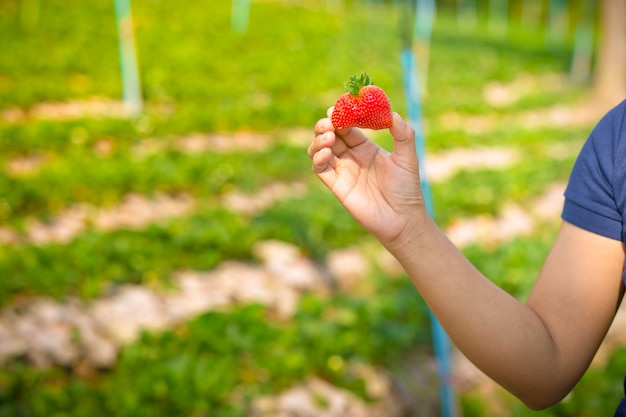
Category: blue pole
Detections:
[
  {"x1": 113, "y1": 0, "x2": 142, "y2": 116},
  {"x1": 397, "y1": 1, "x2": 455, "y2": 414},
  {"x1": 401, "y1": 46, "x2": 457, "y2": 417}
]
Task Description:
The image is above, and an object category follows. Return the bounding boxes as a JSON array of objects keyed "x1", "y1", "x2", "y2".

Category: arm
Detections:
[
  {"x1": 393, "y1": 217, "x2": 623, "y2": 409},
  {"x1": 308, "y1": 110, "x2": 625, "y2": 409}
]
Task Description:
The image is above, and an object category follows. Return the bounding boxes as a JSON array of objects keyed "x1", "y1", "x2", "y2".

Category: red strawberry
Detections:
[{"x1": 331, "y1": 72, "x2": 393, "y2": 130}]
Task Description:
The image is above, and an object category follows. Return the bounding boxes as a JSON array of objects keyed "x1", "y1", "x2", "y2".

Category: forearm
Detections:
[{"x1": 384, "y1": 215, "x2": 575, "y2": 409}]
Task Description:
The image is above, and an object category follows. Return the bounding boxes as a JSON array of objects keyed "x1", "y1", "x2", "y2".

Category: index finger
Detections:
[{"x1": 314, "y1": 116, "x2": 334, "y2": 137}]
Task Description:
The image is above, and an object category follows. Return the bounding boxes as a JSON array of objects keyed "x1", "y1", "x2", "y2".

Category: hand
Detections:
[{"x1": 308, "y1": 108, "x2": 427, "y2": 248}]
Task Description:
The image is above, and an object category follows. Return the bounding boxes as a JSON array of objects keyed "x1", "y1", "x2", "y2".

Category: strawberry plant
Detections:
[{"x1": 0, "y1": 280, "x2": 430, "y2": 417}]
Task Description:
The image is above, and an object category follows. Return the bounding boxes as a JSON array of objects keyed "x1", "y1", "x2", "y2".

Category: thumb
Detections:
[{"x1": 389, "y1": 112, "x2": 419, "y2": 166}]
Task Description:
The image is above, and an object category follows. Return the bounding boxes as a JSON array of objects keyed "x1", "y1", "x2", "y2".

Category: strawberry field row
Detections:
[
  {"x1": 0, "y1": 122, "x2": 583, "y2": 234},
  {"x1": 433, "y1": 154, "x2": 575, "y2": 226},
  {"x1": 4, "y1": 231, "x2": 619, "y2": 417},
  {"x1": 5, "y1": 227, "x2": 601, "y2": 417},
  {"x1": 0, "y1": 152, "x2": 572, "y2": 307},
  {"x1": 0, "y1": 286, "x2": 431, "y2": 417},
  {"x1": 1, "y1": 1, "x2": 579, "y2": 131},
  {"x1": 1, "y1": 120, "x2": 585, "y2": 228},
  {"x1": 2, "y1": 113, "x2": 590, "y2": 250},
  {"x1": 0, "y1": 185, "x2": 372, "y2": 303},
  {"x1": 0, "y1": 140, "x2": 308, "y2": 225}
]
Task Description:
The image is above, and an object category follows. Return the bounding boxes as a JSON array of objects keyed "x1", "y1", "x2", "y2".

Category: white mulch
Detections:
[
  {"x1": 223, "y1": 181, "x2": 308, "y2": 215},
  {"x1": 0, "y1": 192, "x2": 195, "y2": 245},
  {"x1": 445, "y1": 182, "x2": 566, "y2": 248},
  {"x1": 1, "y1": 98, "x2": 128, "y2": 123},
  {"x1": 250, "y1": 370, "x2": 409, "y2": 417},
  {"x1": 425, "y1": 146, "x2": 520, "y2": 183},
  {"x1": 0, "y1": 238, "x2": 389, "y2": 369}
]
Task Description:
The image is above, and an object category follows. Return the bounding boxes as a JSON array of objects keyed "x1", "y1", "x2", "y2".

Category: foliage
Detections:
[{"x1": 0, "y1": 279, "x2": 430, "y2": 416}]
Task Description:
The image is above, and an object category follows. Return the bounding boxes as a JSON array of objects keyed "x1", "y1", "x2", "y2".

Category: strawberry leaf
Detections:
[{"x1": 344, "y1": 71, "x2": 374, "y2": 96}]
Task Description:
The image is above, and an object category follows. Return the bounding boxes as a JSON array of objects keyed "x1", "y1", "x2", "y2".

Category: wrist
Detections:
[{"x1": 380, "y1": 209, "x2": 435, "y2": 262}]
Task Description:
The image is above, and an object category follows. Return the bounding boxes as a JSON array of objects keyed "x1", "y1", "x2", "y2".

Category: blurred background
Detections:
[{"x1": 1, "y1": 0, "x2": 625, "y2": 415}]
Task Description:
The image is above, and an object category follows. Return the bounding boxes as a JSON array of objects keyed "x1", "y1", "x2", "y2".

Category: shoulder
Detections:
[
  {"x1": 562, "y1": 99, "x2": 626, "y2": 241},
  {"x1": 588, "y1": 99, "x2": 626, "y2": 152}
]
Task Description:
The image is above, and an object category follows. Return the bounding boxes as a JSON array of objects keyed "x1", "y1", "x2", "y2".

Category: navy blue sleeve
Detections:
[{"x1": 562, "y1": 102, "x2": 626, "y2": 241}]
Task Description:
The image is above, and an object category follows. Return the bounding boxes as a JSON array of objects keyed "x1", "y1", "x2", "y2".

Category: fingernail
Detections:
[{"x1": 393, "y1": 112, "x2": 405, "y2": 127}]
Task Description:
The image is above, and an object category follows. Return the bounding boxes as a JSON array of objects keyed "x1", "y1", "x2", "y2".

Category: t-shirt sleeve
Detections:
[{"x1": 562, "y1": 102, "x2": 626, "y2": 241}]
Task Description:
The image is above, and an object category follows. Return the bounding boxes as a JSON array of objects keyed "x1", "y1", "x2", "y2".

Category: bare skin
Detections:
[{"x1": 308, "y1": 108, "x2": 625, "y2": 409}]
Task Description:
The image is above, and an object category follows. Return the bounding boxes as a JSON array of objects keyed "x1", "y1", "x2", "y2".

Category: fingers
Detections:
[
  {"x1": 310, "y1": 136, "x2": 338, "y2": 189},
  {"x1": 309, "y1": 116, "x2": 339, "y2": 181},
  {"x1": 310, "y1": 115, "x2": 350, "y2": 160},
  {"x1": 321, "y1": 106, "x2": 368, "y2": 150},
  {"x1": 311, "y1": 146, "x2": 335, "y2": 174},
  {"x1": 389, "y1": 112, "x2": 418, "y2": 168},
  {"x1": 308, "y1": 131, "x2": 333, "y2": 165},
  {"x1": 389, "y1": 112, "x2": 414, "y2": 145},
  {"x1": 314, "y1": 114, "x2": 334, "y2": 137},
  {"x1": 312, "y1": 112, "x2": 414, "y2": 163},
  {"x1": 308, "y1": 119, "x2": 336, "y2": 160}
]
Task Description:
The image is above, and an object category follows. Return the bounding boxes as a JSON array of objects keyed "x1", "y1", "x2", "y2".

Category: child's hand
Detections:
[{"x1": 308, "y1": 108, "x2": 427, "y2": 248}]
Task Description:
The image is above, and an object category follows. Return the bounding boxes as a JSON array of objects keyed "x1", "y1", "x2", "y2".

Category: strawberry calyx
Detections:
[{"x1": 345, "y1": 71, "x2": 374, "y2": 96}]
